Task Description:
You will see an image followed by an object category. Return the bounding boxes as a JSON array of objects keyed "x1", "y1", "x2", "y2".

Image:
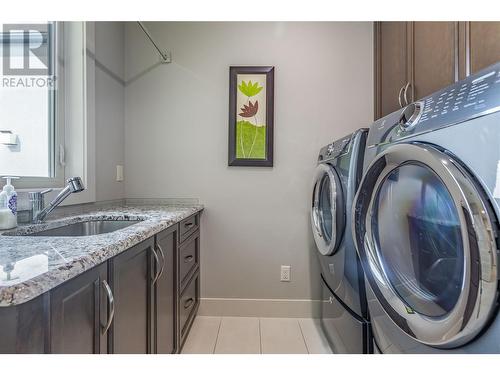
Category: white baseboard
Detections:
[{"x1": 198, "y1": 298, "x2": 321, "y2": 318}]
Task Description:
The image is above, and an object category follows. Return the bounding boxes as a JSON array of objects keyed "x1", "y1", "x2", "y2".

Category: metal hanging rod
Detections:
[{"x1": 137, "y1": 21, "x2": 171, "y2": 64}]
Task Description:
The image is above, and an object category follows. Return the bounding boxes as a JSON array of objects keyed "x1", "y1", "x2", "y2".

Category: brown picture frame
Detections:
[{"x1": 228, "y1": 66, "x2": 274, "y2": 167}]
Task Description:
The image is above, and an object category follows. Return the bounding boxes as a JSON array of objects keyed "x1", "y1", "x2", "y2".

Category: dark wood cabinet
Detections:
[
  {"x1": 411, "y1": 22, "x2": 457, "y2": 101},
  {"x1": 179, "y1": 269, "x2": 200, "y2": 348},
  {"x1": 49, "y1": 263, "x2": 108, "y2": 354},
  {"x1": 179, "y1": 229, "x2": 200, "y2": 290},
  {"x1": 375, "y1": 21, "x2": 500, "y2": 120},
  {"x1": 154, "y1": 226, "x2": 178, "y2": 354},
  {"x1": 375, "y1": 22, "x2": 459, "y2": 119},
  {"x1": 462, "y1": 22, "x2": 500, "y2": 75},
  {"x1": 0, "y1": 295, "x2": 45, "y2": 353},
  {"x1": 109, "y1": 238, "x2": 154, "y2": 354},
  {"x1": 0, "y1": 211, "x2": 202, "y2": 354},
  {"x1": 374, "y1": 22, "x2": 409, "y2": 118},
  {"x1": 176, "y1": 215, "x2": 201, "y2": 352},
  {"x1": 179, "y1": 212, "x2": 199, "y2": 243}
]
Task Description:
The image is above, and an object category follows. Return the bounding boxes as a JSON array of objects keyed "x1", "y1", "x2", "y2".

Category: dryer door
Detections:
[
  {"x1": 311, "y1": 163, "x2": 345, "y2": 256},
  {"x1": 353, "y1": 142, "x2": 498, "y2": 348}
]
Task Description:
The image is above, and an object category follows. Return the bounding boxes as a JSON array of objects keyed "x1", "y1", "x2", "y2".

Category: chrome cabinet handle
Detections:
[
  {"x1": 156, "y1": 243, "x2": 165, "y2": 280},
  {"x1": 151, "y1": 247, "x2": 161, "y2": 285},
  {"x1": 184, "y1": 255, "x2": 194, "y2": 263},
  {"x1": 403, "y1": 81, "x2": 411, "y2": 106},
  {"x1": 398, "y1": 85, "x2": 405, "y2": 108},
  {"x1": 184, "y1": 298, "x2": 194, "y2": 309},
  {"x1": 102, "y1": 280, "x2": 114, "y2": 334},
  {"x1": 184, "y1": 222, "x2": 194, "y2": 228}
]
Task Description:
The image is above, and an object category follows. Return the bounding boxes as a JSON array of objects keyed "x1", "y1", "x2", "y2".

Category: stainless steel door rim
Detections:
[
  {"x1": 311, "y1": 163, "x2": 344, "y2": 256},
  {"x1": 353, "y1": 142, "x2": 498, "y2": 348}
]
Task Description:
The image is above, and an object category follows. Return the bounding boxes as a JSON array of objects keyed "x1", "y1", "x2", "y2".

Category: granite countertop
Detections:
[{"x1": 0, "y1": 203, "x2": 203, "y2": 307}]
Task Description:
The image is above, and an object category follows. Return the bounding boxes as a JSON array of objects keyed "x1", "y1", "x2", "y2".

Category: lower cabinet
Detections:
[
  {"x1": 109, "y1": 238, "x2": 154, "y2": 354},
  {"x1": 0, "y1": 212, "x2": 201, "y2": 354},
  {"x1": 50, "y1": 263, "x2": 108, "y2": 354},
  {"x1": 154, "y1": 225, "x2": 177, "y2": 354},
  {"x1": 179, "y1": 270, "x2": 200, "y2": 348}
]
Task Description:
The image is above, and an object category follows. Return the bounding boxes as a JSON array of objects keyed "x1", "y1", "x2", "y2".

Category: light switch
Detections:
[{"x1": 116, "y1": 165, "x2": 124, "y2": 182}]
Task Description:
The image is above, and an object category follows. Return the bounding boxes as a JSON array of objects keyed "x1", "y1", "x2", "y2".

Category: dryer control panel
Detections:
[
  {"x1": 367, "y1": 61, "x2": 500, "y2": 147},
  {"x1": 419, "y1": 69, "x2": 500, "y2": 125}
]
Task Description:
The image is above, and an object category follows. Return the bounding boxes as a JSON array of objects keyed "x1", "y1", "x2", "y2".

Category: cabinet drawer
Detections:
[
  {"x1": 179, "y1": 230, "x2": 199, "y2": 287},
  {"x1": 179, "y1": 213, "x2": 199, "y2": 243},
  {"x1": 179, "y1": 272, "x2": 199, "y2": 340}
]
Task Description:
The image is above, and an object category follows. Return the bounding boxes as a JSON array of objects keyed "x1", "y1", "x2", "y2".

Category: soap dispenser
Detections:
[{"x1": 0, "y1": 176, "x2": 19, "y2": 230}]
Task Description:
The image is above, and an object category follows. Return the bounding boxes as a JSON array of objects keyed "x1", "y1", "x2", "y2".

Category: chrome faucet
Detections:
[{"x1": 29, "y1": 177, "x2": 85, "y2": 223}]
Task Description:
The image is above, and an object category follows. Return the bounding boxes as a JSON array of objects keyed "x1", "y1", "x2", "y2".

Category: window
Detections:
[
  {"x1": 0, "y1": 23, "x2": 60, "y2": 182},
  {"x1": 0, "y1": 22, "x2": 94, "y2": 204}
]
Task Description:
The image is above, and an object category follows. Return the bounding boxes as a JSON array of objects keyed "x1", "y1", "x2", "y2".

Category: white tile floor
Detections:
[{"x1": 181, "y1": 316, "x2": 332, "y2": 354}]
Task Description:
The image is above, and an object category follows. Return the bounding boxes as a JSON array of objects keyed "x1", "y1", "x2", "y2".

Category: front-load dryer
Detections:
[
  {"x1": 311, "y1": 129, "x2": 371, "y2": 353},
  {"x1": 353, "y1": 62, "x2": 500, "y2": 353}
]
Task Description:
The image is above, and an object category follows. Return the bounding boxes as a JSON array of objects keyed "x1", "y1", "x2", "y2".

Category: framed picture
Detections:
[{"x1": 228, "y1": 66, "x2": 274, "y2": 167}]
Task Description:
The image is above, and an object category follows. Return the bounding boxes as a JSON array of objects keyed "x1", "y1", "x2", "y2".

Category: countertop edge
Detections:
[{"x1": 0, "y1": 205, "x2": 204, "y2": 307}]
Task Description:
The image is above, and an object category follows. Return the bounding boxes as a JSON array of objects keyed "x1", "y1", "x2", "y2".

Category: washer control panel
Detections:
[
  {"x1": 367, "y1": 61, "x2": 500, "y2": 147},
  {"x1": 319, "y1": 134, "x2": 352, "y2": 162}
]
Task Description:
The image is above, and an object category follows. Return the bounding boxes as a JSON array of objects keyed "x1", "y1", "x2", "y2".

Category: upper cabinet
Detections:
[
  {"x1": 412, "y1": 22, "x2": 457, "y2": 101},
  {"x1": 374, "y1": 22, "x2": 409, "y2": 118},
  {"x1": 466, "y1": 22, "x2": 500, "y2": 76},
  {"x1": 374, "y1": 21, "x2": 500, "y2": 119}
]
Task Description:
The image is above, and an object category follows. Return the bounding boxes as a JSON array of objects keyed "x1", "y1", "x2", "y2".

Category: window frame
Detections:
[
  {"x1": 1, "y1": 22, "x2": 96, "y2": 206},
  {"x1": 0, "y1": 22, "x2": 64, "y2": 188}
]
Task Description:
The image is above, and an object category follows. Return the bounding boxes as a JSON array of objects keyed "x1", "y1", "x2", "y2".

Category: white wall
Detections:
[
  {"x1": 94, "y1": 22, "x2": 125, "y2": 202},
  {"x1": 124, "y1": 22, "x2": 373, "y2": 302}
]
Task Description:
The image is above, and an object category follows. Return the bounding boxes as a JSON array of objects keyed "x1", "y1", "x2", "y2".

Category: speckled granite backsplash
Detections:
[{"x1": 0, "y1": 200, "x2": 203, "y2": 307}]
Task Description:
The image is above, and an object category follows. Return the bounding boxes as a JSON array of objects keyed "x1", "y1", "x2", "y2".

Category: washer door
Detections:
[
  {"x1": 353, "y1": 142, "x2": 498, "y2": 348},
  {"x1": 311, "y1": 163, "x2": 345, "y2": 256}
]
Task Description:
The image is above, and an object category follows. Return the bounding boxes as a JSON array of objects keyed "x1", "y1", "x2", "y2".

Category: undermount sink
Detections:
[{"x1": 14, "y1": 219, "x2": 142, "y2": 237}]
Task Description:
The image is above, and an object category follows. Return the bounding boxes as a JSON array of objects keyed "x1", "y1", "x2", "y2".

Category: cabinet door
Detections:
[
  {"x1": 109, "y1": 238, "x2": 154, "y2": 354},
  {"x1": 412, "y1": 22, "x2": 457, "y2": 100},
  {"x1": 469, "y1": 22, "x2": 500, "y2": 74},
  {"x1": 375, "y1": 22, "x2": 409, "y2": 119},
  {"x1": 50, "y1": 263, "x2": 108, "y2": 354},
  {"x1": 154, "y1": 227, "x2": 177, "y2": 354}
]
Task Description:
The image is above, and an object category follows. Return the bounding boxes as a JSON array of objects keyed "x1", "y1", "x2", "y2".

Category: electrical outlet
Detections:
[{"x1": 280, "y1": 265, "x2": 291, "y2": 282}]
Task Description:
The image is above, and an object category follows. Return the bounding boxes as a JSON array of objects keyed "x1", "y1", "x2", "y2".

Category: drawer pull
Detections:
[
  {"x1": 184, "y1": 255, "x2": 194, "y2": 263},
  {"x1": 184, "y1": 222, "x2": 194, "y2": 228},
  {"x1": 184, "y1": 298, "x2": 194, "y2": 309}
]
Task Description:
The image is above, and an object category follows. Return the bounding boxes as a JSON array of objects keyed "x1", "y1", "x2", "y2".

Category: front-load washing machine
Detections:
[
  {"x1": 311, "y1": 129, "x2": 371, "y2": 353},
  {"x1": 352, "y1": 62, "x2": 500, "y2": 353}
]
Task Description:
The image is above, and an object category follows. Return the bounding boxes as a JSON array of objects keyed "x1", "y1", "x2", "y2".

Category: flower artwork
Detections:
[
  {"x1": 237, "y1": 79, "x2": 264, "y2": 159},
  {"x1": 229, "y1": 67, "x2": 274, "y2": 167}
]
